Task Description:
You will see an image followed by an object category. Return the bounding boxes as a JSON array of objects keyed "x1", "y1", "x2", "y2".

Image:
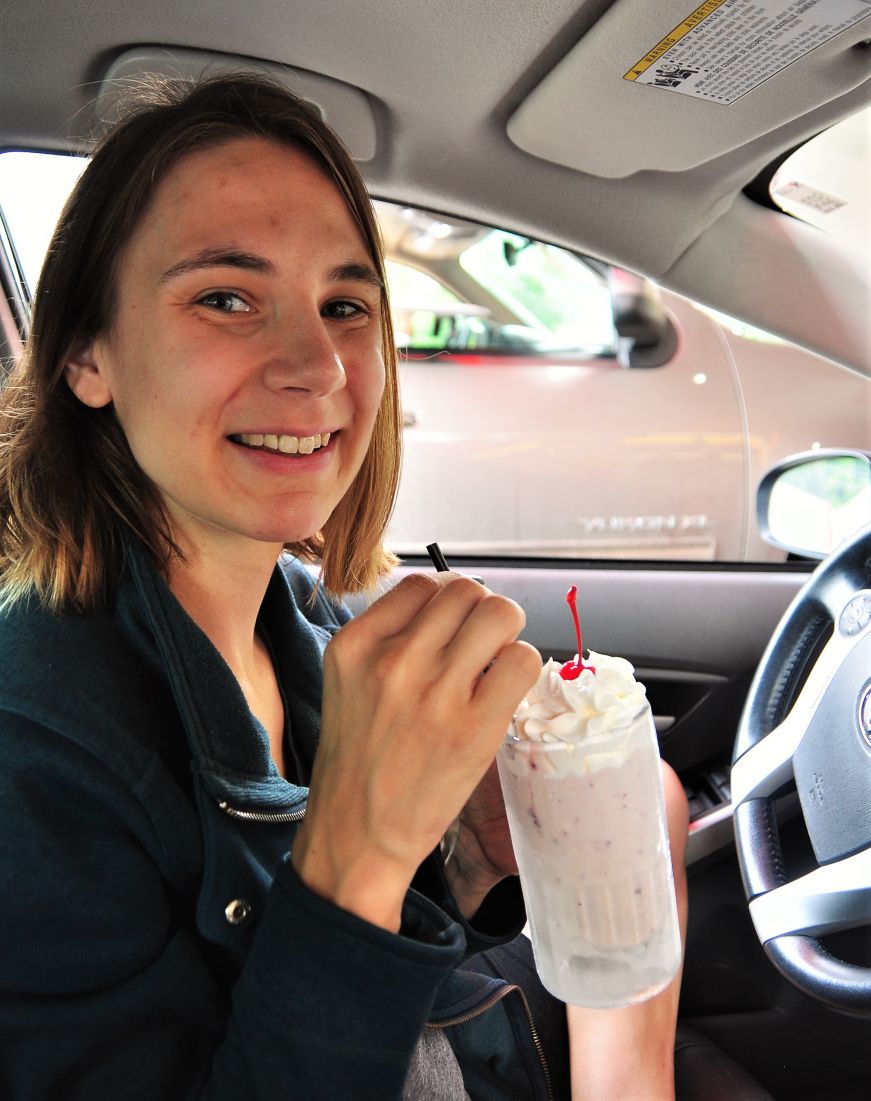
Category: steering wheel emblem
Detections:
[{"x1": 859, "y1": 681, "x2": 871, "y2": 751}]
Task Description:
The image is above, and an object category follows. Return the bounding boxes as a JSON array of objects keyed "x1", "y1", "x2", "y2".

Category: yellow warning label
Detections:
[
  {"x1": 623, "y1": 0, "x2": 871, "y2": 103},
  {"x1": 624, "y1": 0, "x2": 728, "y2": 80}
]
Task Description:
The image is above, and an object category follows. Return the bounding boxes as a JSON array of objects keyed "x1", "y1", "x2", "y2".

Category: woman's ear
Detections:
[{"x1": 64, "y1": 341, "x2": 114, "y2": 408}]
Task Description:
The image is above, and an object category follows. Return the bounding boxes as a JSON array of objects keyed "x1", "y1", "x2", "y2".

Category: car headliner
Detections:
[{"x1": 1, "y1": 0, "x2": 869, "y2": 375}]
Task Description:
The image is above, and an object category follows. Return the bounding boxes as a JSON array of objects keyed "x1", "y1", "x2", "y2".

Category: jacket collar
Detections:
[{"x1": 117, "y1": 537, "x2": 330, "y2": 813}]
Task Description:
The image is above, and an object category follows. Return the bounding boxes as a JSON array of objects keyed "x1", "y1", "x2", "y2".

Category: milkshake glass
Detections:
[{"x1": 497, "y1": 665, "x2": 681, "y2": 1008}]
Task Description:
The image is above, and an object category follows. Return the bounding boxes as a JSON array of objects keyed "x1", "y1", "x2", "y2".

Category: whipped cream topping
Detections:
[{"x1": 514, "y1": 653, "x2": 647, "y2": 744}]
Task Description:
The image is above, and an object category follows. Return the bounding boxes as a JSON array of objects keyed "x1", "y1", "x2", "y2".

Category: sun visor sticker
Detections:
[
  {"x1": 623, "y1": 0, "x2": 871, "y2": 105},
  {"x1": 506, "y1": 0, "x2": 871, "y2": 178},
  {"x1": 95, "y1": 47, "x2": 378, "y2": 162}
]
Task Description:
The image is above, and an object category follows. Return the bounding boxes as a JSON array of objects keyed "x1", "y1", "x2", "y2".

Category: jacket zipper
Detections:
[
  {"x1": 217, "y1": 800, "x2": 306, "y2": 824},
  {"x1": 427, "y1": 982, "x2": 553, "y2": 1101}
]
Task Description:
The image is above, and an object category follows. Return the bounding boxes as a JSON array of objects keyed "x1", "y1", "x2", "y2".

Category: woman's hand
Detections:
[
  {"x1": 291, "y1": 573, "x2": 541, "y2": 932},
  {"x1": 442, "y1": 761, "x2": 518, "y2": 920}
]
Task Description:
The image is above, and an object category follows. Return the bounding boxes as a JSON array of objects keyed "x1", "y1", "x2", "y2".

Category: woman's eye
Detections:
[
  {"x1": 323, "y1": 299, "x2": 365, "y2": 320},
  {"x1": 197, "y1": 291, "x2": 251, "y2": 314}
]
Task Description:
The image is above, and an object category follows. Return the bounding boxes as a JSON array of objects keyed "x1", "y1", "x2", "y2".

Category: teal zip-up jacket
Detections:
[{"x1": 0, "y1": 540, "x2": 558, "y2": 1100}]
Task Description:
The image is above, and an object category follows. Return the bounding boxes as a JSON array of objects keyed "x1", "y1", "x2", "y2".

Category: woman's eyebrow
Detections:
[
  {"x1": 327, "y1": 261, "x2": 384, "y2": 291},
  {"x1": 158, "y1": 248, "x2": 275, "y2": 284},
  {"x1": 158, "y1": 251, "x2": 383, "y2": 291}
]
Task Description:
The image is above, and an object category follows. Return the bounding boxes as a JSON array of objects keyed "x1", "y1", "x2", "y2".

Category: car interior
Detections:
[{"x1": 1, "y1": 1, "x2": 869, "y2": 1097}]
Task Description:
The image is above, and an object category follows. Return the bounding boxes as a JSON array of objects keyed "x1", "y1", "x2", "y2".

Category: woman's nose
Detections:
[{"x1": 261, "y1": 315, "x2": 347, "y2": 397}]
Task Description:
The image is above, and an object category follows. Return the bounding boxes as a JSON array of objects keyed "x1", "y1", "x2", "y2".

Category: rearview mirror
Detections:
[
  {"x1": 606, "y1": 268, "x2": 677, "y2": 369},
  {"x1": 758, "y1": 449, "x2": 871, "y2": 560}
]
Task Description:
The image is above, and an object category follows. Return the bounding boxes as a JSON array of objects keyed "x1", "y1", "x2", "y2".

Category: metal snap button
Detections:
[{"x1": 224, "y1": 898, "x2": 253, "y2": 925}]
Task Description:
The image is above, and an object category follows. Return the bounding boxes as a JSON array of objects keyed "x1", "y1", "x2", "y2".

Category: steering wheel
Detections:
[{"x1": 731, "y1": 521, "x2": 871, "y2": 1017}]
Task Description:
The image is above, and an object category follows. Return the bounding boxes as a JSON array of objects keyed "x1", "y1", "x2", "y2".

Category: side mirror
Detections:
[
  {"x1": 757, "y1": 449, "x2": 871, "y2": 560},
  {"x1": 606, "y1": 268, "x2": 678, "y2": 369}
]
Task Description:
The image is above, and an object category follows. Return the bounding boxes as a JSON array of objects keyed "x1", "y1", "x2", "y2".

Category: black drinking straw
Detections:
[
  {"x1": 426, "y1": 542, "x2": 450, "y2": 572},
  {"x1": 429, "y1": 538, "x2": 459, "y2": 863}
]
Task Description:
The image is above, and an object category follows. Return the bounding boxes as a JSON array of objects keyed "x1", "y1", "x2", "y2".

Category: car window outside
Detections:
[
  {"x1": 0, "y1": 151, "x2": 86, "y2": 295},
  {"x1": 458, "y1": 230, "x2": 615, "y2": 353},
  {"x1": 379, "y1": 204, "x2": 615, "y2": 359},
  {"x1": 1, "y1": 150, "x2": 868, "y2": 566}
]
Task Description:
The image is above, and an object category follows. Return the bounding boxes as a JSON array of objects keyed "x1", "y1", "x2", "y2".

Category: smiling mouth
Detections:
[{"x1": 230, "y1": 431, "x2": 333, "y2": 455}]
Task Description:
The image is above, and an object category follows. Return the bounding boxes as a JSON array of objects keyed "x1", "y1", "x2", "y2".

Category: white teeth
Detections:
[{"x1": 237, "y1": 431, "x2": 332, "y2": 454}]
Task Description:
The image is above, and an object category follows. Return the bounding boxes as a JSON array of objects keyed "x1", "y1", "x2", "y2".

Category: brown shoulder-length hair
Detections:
[{"x1": 0, "y1": 74, "x2": 400, "y2": 612}]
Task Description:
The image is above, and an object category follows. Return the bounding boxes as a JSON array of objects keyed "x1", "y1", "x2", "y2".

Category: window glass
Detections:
[
  {"x1": 379, "y1": 207, "x2": 615, "y2": 359},
  {"x1": 459, "y1": 231, "x2": 615, "y2": 352},
  {"x1": 1, "y1": 151, "x2": 868, "y2": 567},
  {"x1": 0, "y1": 151, "x2": 86, "y2": 294}
]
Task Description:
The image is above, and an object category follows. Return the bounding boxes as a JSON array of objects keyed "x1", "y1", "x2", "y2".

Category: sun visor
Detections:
[
  {"x1": 95, "y1": 47, "x2": 378, "y2": 162},
  {"x1": 507, "y1": 0, "x2": 871, "y2": 178}
]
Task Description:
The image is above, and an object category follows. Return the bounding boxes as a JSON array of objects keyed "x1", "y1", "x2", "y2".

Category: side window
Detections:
[
  {"x1": 377, "y1": 200, "x2": 870, "y2": 565},
  {"x1": 0, "y1": 151, "x2": 87, "y2": 298},
  {"x1": 1, "y1": 159, "x2": 867, "y2": 567}
]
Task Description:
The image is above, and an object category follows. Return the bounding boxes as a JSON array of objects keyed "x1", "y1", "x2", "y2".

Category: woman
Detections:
[{"x1": 0, "y1": 74, "x2": 686, "y2": 1099}]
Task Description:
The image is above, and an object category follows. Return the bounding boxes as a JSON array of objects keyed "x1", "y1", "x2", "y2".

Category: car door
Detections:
[
  {"x1": 374, "y1": 215, "x2": 871, "y2": 1099},
  {"x1": 384, "y1": 550, "x2": 869, "y2": 1098}
]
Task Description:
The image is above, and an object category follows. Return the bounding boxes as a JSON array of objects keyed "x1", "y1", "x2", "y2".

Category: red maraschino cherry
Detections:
[{"x1": 559, "y1": 585, "x2": 596, "y2": 680}]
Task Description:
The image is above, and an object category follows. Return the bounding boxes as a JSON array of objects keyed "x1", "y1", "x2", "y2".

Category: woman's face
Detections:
[{"x1": 68, "y1": 136, "x2": 386, "y2": 557}]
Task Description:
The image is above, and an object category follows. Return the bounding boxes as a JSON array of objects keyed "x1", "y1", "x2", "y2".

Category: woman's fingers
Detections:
[
  {"x1": 470, "y1": 638, "x2": 542, "y2": 723},
  {"x1": 395, "y1": 574, "x2": 532, "y2": 681},
  {"x1": 346, "y1": 573, "x2": 529, "y2": 697},
  {"x1": 443, "y1": 587, "x2": 527, "y2": 680},
  {"x1": 337, "y1": 570, "x2": 539, "y2": 738},
  {"x1": 383, "y1": 573, "x2": 501, "y2": 653},
  {"x1": 349, "y1": 571, "x2": 461, "y2": 641},
  {"x1": 298, "y1": 570, "x2": 542, "y2": 931}
]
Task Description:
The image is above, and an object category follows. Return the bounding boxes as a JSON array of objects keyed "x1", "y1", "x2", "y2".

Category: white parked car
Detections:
[{"x1": 375, "y1": 200, "x2": 868, "y2": 562}]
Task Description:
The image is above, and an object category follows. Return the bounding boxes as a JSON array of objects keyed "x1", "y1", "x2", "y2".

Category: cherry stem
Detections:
[
  {"x1": 559, "y1": 584, "x2": 595, "y2": 680},
  {"x1": 566, "y1": 584, "x2": 583, "y2": 660}
]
